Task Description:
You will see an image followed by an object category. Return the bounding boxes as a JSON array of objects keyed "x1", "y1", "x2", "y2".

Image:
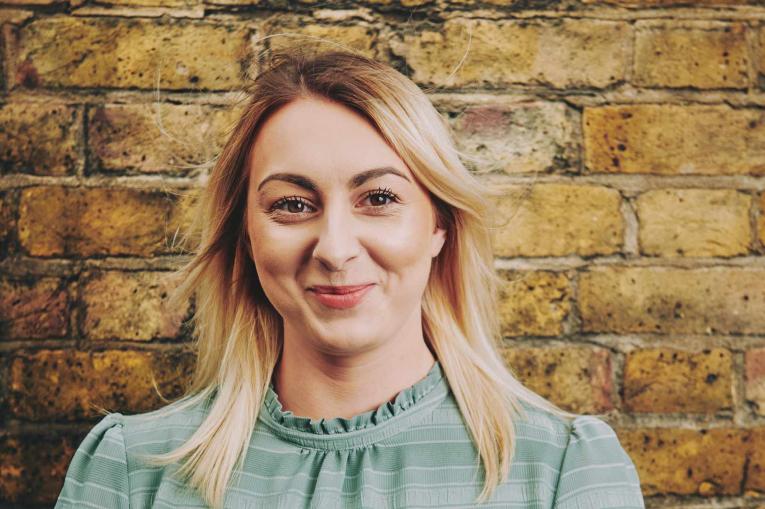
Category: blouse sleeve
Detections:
[
  {"x1": 54, "y1": 413, "x2": 131, "y2": 509},
  {"x1": 551, "y1": 415, "x2": 645, "y2": 509}
]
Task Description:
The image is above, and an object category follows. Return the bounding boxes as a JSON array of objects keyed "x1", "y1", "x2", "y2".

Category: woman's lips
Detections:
[{"x1": 308, "y1": 284, "x2": 375, "y2": 309}]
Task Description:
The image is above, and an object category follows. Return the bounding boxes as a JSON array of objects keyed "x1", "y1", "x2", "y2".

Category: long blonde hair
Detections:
[{"x1": 132, "y1": 46, "x2": 581, "y2": 509}]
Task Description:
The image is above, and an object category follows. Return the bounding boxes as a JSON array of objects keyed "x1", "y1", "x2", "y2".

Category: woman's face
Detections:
[{"x1": 245, "y1": 96, "x2": 446, "y2": 356}]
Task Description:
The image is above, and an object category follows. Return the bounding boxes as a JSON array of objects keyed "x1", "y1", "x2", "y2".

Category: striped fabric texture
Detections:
[{"x1": 55, "y1": 360, "x2": 645, "y2": 508}]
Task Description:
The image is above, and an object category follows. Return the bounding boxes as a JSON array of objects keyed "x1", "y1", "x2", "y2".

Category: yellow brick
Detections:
[
  {"x1": 746, "y1": 348, "x2": 765, "y2": 416},
  {"x1": 585, "y1": 0, "x2": 756, "y2": 4},
  {"x1": 0, "y1": 276, "x2": 69, "y2": 339},
  {"x1": 88, "y1": 103, "x2": 243, "y2": 174},
  {"x1": 12, "y1": 17, "x2": 250, "y2": 90},
  {"x1": 450, "y1": 102, "x2": 580, "y2": 174},
  {"x1": 624, "y1": 348, "x2": 732, "y2": 413},
  {"x1": 81, "y1": 271, "x2": 188, "y2": 341},
  {"x1": 584, "y1": 104, "x2": 765, "y2": 175},
  {"x1": 265, "y1": 22, "x2": 377, "y2": 58},
  {"x1": 497, "y1": 270, "x2": 571, "y2": 337},
  {"x1": 619, "y1": 427, "x2": 750, "y2": 496},
  {"x1": 0, "y1": 102, "x2": 81, "y2": 175},
  {"x1": 18, "y1": 187, "x2": 178, "y2": 257},
  {"x1": 8, "y1": 349, "x2": 194, "y2": 420},
  {"x1": 490, "y1": 183, "x2": 623, "y2": 257},
  {"x1": 759, "y1": 193, "x2": 765, "y2": 249},
  {"x1": 389, "y1": 18, "x2": 629, "y2": 89},
  {"x1": 634, "y1": 21, "x2": 749, "y2": 89},
  {"x1": 501, "y1": 346, "x2": 613, "y2": 414},
  {"x1": 636, "y1": 189, "x2": 751, "y2": 257},
  {"x1": 579, "y1": 266, "x2": 765, "y2": 334}
]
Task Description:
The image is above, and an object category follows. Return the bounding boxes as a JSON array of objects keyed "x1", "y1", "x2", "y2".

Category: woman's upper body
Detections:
[{"x1": 54, "y1": 359, "x2": 644, "y2": 509}]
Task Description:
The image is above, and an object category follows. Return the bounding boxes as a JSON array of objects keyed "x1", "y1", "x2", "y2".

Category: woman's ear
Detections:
[{"x1": 431, "y1": 224, "x2": 446, "y2": 258}]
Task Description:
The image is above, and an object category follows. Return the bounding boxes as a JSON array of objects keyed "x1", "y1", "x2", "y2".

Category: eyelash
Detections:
[{"x1": 268, "y1": 186, "x2": 400, "y2": 217}]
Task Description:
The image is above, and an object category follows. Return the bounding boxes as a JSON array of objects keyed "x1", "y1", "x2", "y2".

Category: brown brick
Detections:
[
  {"x1": 490, "y1": 183, "x2": 623, "y2": 257},
  {"x1": 81, "y1": 271, "x2": 188, "y2": 341},
  {"x1": 584, "y1": 104, "x2": 765, "y2": 175},
  {"x1": 619, "y1": 427, "x2": 749, "y2": 496},
  {"x1": 579, "y1": 266, "x2": 765, "y2": 334},
  {"x1": 746, "y1": 348, "x2": 765, "y2": 416},
  {"x1": 8, "y1": 349, "x2": 194, "y2": 420},
  {"x1": 18, "y1": 186, "x2": 179, "y2": 257},
  {"x1": 636, "y1": 189, "x2": 751, "y2": 257},
  {"x1": 497, "y1": 270, "x2": 571, "y2": 337},
  {"x1": 0, "y1": 102, "x2": 81, "y2": 175},
  {"x1": 502, "y1": 346, "x2": 613, "y2": 414},
  {"x1": 0, "y1": 276, "x2": 69, "y2": 339},
  {"x1": 0, "y1": 190, "x2": 15, "y2": 258},
  {"x1": 624, "y1": 348, "x2": 732, "y2": 413},
  {"x1": 634, "y1": 21, "x2": 749, "y2": 89},
  {"x1": 749, "y1": 428, "x2": 765, "y2": 493},
  {"x1": 266, "y1": 22, "x2": 377, "y2": 58},
  {"x1": 12, "y1": 18, "x2": 250, "y2": 90},
  {"x1": 88, "y1": 103, "x2": 243, "y2": 174},
  {"x1": 0, "y1": 433, "x2": 75, "y2": 505},
  {"x1": 389, "y1": 18, "x2": 629, "y2": 89},
  {"x1": 450, "y1": 102, "x2": 580, "y2": 174}
]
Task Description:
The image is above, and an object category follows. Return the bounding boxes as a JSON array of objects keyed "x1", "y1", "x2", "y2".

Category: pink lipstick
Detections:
[{"x1": 308, "y1": 284, "x2": 375, "y2": 310}]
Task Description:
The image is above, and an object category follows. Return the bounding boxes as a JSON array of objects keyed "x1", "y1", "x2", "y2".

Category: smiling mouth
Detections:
[{"x1": 309, "y1": 284, "x2": 374, "y2": 294}]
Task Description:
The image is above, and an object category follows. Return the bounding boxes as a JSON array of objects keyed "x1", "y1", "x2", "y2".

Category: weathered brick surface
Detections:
[
  {"x1": 579, "y1": 267, "x2": 765, "y2": 334},
  {"x1": 623, "y1": 348, "x2": 732, "y2": 413},
  {"x1": 636, "y1": 189, "x2": 751, "y2": 257},
  {"x1": 266, "y1": 22, "x2": 378, "y2": 58},
  {"x1": 18, "y1": 186, "x2": 181, "y2": 257},
  {"x1": 584, "y1": 105, "x2": 765, "y2": 175},
  {"x1": 759, "y1": 192, "x2": 765, "y2": 249},
  {"x1": 81, "y1": 271, "x2": 188, "y2": 341},
  {"x1": 746, "y1": 348, "x2": 765, "y2": 416},
  {"x1": 619, "y1": 427, "x2": 750, "y2": 496},
  {"x1": 497, "y1": 270, "x2": 571, "y2": 337},
  {"x1": 490, "y1": 184, "x2": 623, "y2": 257},
  {"x1": 389, "y1": 18, "x2": 630, "y2": 89},
  {"x1": 450, "y1": 102, "x2": 580, "y2": 174},
  {"x1": 0, "y1": 276, "x2": 69, "y2": 339},
  {"x1": 88, "y1": 103, "x2": 243, "y2": 174},
  {"x1": 8, "y1": 349, "x2": 194, "y2": 420},
  {"x1": 0, "y1": 433, "x2": 75, "y2": 505},
  {"x1": 0, "y1": 191, "x2": 15, "y2": 258},
  {"x1": 502, "y1": 346, "x2": 613, "y2": 414},
  {"x1": 0, "y1": 102, "x2": 81, "y2": 175},
  {"x1": 586, "y1": 0, "x2": 759, "y2": 4},
  {"x1": 749, "y1": 428, "x2": 765, "y2": 493},
  {"x1": 11, "y1": 18, "x2": 250, "y2": 90},
  {"x1": 634, "y1": 21, "x2": 749, "y2": 89}
]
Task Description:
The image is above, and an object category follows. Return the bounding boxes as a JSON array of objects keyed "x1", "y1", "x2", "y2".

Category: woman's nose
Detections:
[{"x1": 311, "y1": 200, "x2": 361, "y2": 272}]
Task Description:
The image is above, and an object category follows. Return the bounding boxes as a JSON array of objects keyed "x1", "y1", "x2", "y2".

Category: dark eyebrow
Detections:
[{"x1": 256, "y1": 166, "x2": 411, "y2": 192}]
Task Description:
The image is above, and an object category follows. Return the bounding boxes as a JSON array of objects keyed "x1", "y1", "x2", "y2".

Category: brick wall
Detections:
[{"x1": 0, "y1": 0, "x2": 764, "y2": 507}]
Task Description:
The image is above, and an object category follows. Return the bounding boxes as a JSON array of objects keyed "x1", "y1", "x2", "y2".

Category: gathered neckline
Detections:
[{"x1": 258, "y1": 360, "x2": 449, "y2": 451}]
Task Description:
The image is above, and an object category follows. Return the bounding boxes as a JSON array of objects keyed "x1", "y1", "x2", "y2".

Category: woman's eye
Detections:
[
  {"x1": 269, "y1": 196, "x2": 315, "y2": 215},
  {"x1": 268, "y1": 187, "x2": 400, "y2": 219}
]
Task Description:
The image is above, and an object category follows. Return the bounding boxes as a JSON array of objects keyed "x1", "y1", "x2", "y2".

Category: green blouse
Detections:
[{"x1": 55, "y1": 360, "x2": 645, "y2": 508}]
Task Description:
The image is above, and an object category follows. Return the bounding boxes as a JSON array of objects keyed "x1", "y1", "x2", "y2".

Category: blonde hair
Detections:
[{"x1": 131, "y1": 46, "x2": 584, "y2": 509}]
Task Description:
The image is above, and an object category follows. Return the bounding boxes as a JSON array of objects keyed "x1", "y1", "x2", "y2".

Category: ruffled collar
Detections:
[{"x1": 258, "y1": 360, "x2": 449, "y2": 450}]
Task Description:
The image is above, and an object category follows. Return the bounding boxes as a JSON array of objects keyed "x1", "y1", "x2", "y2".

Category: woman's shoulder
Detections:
[
  {"x1": 120, "y1": 393, "x2": 213, "y2": 454},
  {"x1": 513, "y1": 401, "x2": 645, "y2": 508}
]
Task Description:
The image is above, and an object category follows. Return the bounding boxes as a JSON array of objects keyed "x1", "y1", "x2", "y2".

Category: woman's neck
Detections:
[{"x1": 272, "y1": 328, "x2": 436, "y2": 422}]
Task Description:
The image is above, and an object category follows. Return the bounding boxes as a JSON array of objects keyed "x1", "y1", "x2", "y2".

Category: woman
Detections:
[{"x1": 55, "y1": 48, "x2": 645, "y2": 508}]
